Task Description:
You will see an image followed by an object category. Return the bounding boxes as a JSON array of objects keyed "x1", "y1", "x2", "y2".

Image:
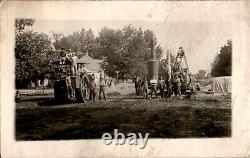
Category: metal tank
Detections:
[{"x1": 147, "y1": 38, "x2": 159, "y2": 80}]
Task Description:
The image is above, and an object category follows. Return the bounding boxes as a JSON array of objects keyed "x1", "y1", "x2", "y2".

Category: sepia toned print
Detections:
[
  {"x1": 15, "y1": 19, "x2": 232, "y2": 140},
  {"x1": 1, "y1": 1, "x2": 250, "y2": 157}
]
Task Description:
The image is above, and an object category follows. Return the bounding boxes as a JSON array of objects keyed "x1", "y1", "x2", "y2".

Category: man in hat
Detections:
[
  {"x1": 165, "y1": 73, "x2": 172, "y2": 99},
  {"x1": 99, "y1": 75, "x2": 106, "y2": 101},
  {"x1": 178, "y1": 47, "x2": 185, "y2": 57},
  {"x1": 141, "y1": 77, "x2": 149, "y2": 99},
  {"x1": 134, "y1": 76, "x2": 141, "y2": 96},
  {"x1": 66, "y1": 49, "x2": 72, "y2": 61},
  {"x1": 175, "y1": 75, "x2": 182, "y2": 98},
  {"x1": 89, "y1": 74, "x2": 96, "y2": 102},
  {"x1": 66, "y1": 73, "x2": 73, "y2": 98},
  {"x1": 158, "y1": 76, "x2": 165, "y2": 99},
  {"x1": 59, "y1": 47, "x2": 67, "y2": 64},
  {"x1": 68, "y1": 50, "x2": 78, "y2": 75}
]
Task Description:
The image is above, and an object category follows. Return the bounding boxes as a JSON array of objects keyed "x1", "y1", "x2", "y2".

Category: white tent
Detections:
[{"x1": 211, "y1": 76, "x2": 231, "y2": 94}]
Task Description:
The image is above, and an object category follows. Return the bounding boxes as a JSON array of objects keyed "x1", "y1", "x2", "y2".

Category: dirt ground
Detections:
[{"x1": 15, "y1": 92, "x2": 231, "y2": 140}]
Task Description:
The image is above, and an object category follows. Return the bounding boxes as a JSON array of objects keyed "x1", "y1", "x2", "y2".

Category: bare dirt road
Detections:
[{"x1": 16, "y1": 93, "x2": 231, "y2": 140}]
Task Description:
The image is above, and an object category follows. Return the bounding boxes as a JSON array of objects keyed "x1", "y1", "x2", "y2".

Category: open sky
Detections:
[{"x1": 25, "y1": 2, "x2": 236, "y2": 74}]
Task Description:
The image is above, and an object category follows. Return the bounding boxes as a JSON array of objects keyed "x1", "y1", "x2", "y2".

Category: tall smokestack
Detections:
[{"x1": 151, "y1": 38, "x2": 156, "y2": 59}]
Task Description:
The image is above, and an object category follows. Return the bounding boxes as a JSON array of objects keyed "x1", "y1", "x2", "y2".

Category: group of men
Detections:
[
  {"x1": 88, "y1": 74, "x2": 107, "y2": 102},
  {"x1": 135, "y1": 75, "x2": 185, "y2": 99},
  {"x1": 59, "y1": 48, "x2": 107, "y2": 102},
  {"x1": 59, "y1": 48, "x2": 78, "y2": 75},
  {"x1": 65, "y1": 72, "x2": 107, "y2": 102}
]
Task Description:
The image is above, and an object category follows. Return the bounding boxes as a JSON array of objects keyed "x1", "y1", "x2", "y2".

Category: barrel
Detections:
[{"x1": 147, "y1": 59, "x2": 159, "y2": 80}]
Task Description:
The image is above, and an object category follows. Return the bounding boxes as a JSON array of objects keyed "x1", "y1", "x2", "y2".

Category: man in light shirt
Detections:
[{"x1": 150, "y1": 77, "x2": 157, "y2": 99}]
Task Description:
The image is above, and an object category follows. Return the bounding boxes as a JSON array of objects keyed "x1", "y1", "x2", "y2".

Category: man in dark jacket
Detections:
[
  {"x1": 134, "y1": 76, "x2": 141, "y2": 96},
  {"x1": 141, "y1": 77, "x2": 149, "y2": 99},
  {"x1": 158, "y1": 76, "x2": 165, "y2": 99},
  {"x1": 89, "y1": 74, "x2": 96, "y2": 102}
]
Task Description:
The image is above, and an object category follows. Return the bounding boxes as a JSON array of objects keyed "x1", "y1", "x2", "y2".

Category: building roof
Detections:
[
  {"x1": 77, "y1": 53, "x2": 103, "y2": 72},
  {"x1": 77, "y1": 54, "x2": 92, "y2": 64}
]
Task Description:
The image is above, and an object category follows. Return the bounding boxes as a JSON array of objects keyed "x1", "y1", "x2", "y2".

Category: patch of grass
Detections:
[{"x1": 16, "y1": 98, "x2": 231, "y2": 140}]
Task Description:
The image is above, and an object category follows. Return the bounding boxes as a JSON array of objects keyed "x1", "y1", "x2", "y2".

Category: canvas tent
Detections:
[{"x1": 211, "y1": 76, "x2": 231, "y2": 94}]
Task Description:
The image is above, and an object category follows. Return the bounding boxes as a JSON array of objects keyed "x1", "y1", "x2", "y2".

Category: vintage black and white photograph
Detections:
[
  {"x1": 15, "y1": 19, "x2": 232, "y2": 140},
  {"x1": 2, "y1": 1, "x2": 250, "y2": 157}
]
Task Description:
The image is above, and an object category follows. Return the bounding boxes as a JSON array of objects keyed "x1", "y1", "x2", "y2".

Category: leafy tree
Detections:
[
  {"x1": 15, "y1": 21, "x2": 164, "y2": 85},
  {"x1": 15, "y1": 31, "x2": 54, "y2": 81},
  {"x1": 96, "y1": 25, "x2": 163, "y2": 79},
  {"x1": 50, "y1": 25, "x2": 163, "y2": 79},
  {"x1": 15, "y1": 18, "x2": 35, "y2": 33},
  {"x1": 52, "y1": 29, "x2": 96, "y2": 57},
  {"x1": 15, "y1": 18, "x2": 55, "y2": 87},
  {"x1": 196, "y1": 69, "x2": 207, "y2": 79},
  {"x1": 96, "y1": 27, "x2": 129, "y2": 78},
  {"x1": 211, "y1": 40, "x2": 232, "y2": 77}
]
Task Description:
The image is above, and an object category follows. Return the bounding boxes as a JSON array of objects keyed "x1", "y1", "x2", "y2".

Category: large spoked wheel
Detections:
[{"x1": 75, "y1": 77, "x2": 90, "y2": 103}]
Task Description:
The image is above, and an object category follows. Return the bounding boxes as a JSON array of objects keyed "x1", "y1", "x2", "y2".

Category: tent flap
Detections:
[{"x1": 211, "y1": 76, "x2": 231, "y2": 93}]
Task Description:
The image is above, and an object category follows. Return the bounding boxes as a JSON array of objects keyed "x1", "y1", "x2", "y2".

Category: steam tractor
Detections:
[{"x1": 53, "y1": 58, "x2": 89, "y2": 103}]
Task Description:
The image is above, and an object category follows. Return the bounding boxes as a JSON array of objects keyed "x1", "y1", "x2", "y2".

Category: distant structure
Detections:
[{"x1": 77, "y1": 52, "x2": 104, "y2": 84}]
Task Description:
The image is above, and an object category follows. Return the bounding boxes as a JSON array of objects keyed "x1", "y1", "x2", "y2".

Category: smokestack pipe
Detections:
[{"x1": 151, "y1": 38, "x2": 156, "y2": 59}]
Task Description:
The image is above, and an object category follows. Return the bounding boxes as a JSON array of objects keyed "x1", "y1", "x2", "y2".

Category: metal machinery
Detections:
[
  {"x1": 147, "y1": 38, "x2": 159, "y2": 81},
  {"x1": 53, "y1": 58, "x2": 89, "y2": 102},
  {"x1": 146, "y1": 38, "x2": 193, "y2": 98},
  {"x1": 170, "y1": 47, "x2": 194, "y2": 97}
]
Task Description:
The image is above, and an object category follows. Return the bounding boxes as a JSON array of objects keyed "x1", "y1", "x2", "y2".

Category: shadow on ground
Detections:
[{"x1": 16, "y1": 94, "x2": 231, "y2": 140}]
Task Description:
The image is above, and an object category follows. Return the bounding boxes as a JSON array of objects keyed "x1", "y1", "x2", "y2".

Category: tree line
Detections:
[
  {"x1": 211, "y1": 40, "x2": 232, "y2": 77},
  {"x1": 194, "y1": 40, "x2": 232, "y2": 80},
  {"x1": 15, "y1": 19, "x2": 164, "y2": 88},
  {"x1": 15, "y1": 19, "x2": 232, "y2": 88}
]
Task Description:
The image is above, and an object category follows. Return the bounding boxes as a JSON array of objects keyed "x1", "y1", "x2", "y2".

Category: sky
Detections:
[
  {"x1": 8, "y1": 1, "x2": 238, "y2": 73},
  {"x1": 28, "y1": 20, "x2": 233, "y2": 74}
]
